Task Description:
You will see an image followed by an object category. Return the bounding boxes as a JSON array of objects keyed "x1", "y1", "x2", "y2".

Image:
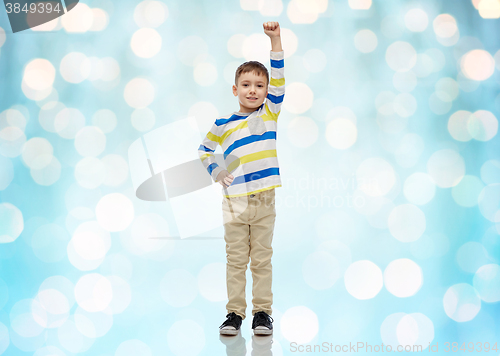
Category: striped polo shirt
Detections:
[{"x1": 198, "y1": 50, "x2": 285, "y2": 198}]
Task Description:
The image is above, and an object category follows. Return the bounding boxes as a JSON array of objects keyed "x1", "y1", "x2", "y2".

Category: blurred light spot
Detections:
[
  {"x1": 282, "y1": 82, "x2": 313, "y2": 114},
  {"x1": 101, "y1": 154, "x2": 128, "y2": 187},
  {"x1": 62, "y1": 3, "x2": 93, "y2": 33},
  {"x1": 33, "y1": 288, "x2": 69, "y2": 328},
  {"x1": 480, "y1": 159, "x2": 500, "y2": 184},
  {"x1": 461, "y1": 49, "x2": 495, "y2": 81},
  {"x1": 410, "y1": 234, "x2": 435, "y2": 259},
  {"x1": 354, "y1": 29, "x2": 377, "y2": 53},
  {"x1": 388, "y1": 204, "x2": 426, "y2": 242},
  {"x1": 397, "y1": 313, "x2": 434, "y2": 349},
  {"x1": 0, "y1": 203, "x2": 24, "y2": 243},
  {"x1": 106, "y1": 276, "x2": 132, "y2": 314},
  {"x1": 356, "y1": 158, "x2": 395, "y2": 197},
  {"x1": 100, "y1": 253, "x2": 133, "y2": 281},
  {"x1": 426, "y1": 149, "x2": 465, "y2": 188},
  {"x1": 380, "y1": 312, "x2": 407, "y2": 350},
  {"x1": 393, "y1": 71, "x2": 417, "y2": 93},
  {"x1": 99, "y1": 57, "x2": 120, "y2": 82},
  {"x1": 344, "y1": 260, "x2": 383, "y2": 299},
  {"x1": 436, "y1": 77, "x2": 459, "y2": 102},
  {"x1": 54, "y1": 108, "x2": 86, "y2": 139},
  {"x1": 131, "y1": 107, "x2": 155, "y2": 132},
  {"x1": 197, "y1": 263, "x2": 226, "y2": 302},
  {"x1": 23, "y1": 59, "x2": 55, "y2": 91},
  {"x1": 39, "y1": 101, "x2": 65, "y2": 133},
  {"x1": 92, "y1": 109, "x2": 117, "y2": 133},
  {"x1": 227, "y1": 34, "x2": 246, "y2": 58},
  {"x1": 177, "y1": 36, "x2": 208, "y2": 66},
  {"x1": 281, "y1": 306, "x2": 318, "y2": 343},
  {"x1": 287, "y1": 116, "x2": 318, "y2": 148},
  {"x1": 384, "y1": 258, "x2": 423, "y2": 297},
  {"x1": 89, "y1": 8, "x2": 109, "y2": 31},
  {"x1": 75, "y1": 273, "x2": 113, "y2": 312},
  {"x1": 75, "y1": 126, "x2": 106, "y2": 157},
  {"x1": 448, "y1": 110, "x2": 473, "y2": 141},
  {"x1": 129, "y1": 213, "x2": 171, "y2": 255},
  {"x1": 57, "y1": 317, "x2": 95, "y2": 353},
  {"x1": 0, "y1": 108, "x2": 27, "y2": 130},
  {"x1": 167, "y1": 320, "x2": 204, "y2": 356},
  {"x1": 404, "y1": 172, "x2": 436, "y2": 205},
  {"x1": 385, "y1": 41, "x2": 417, "y2": 72},
  {"x1": 22, "y1": 137, "x2": 53, "y2": 169},
  {"x1": 33, "y1": 346, "x2": 66, "y2": 356},
  {"x1": 478, "y1": 0, "x2": 500, "y2": 18},
  {"x1": 124, "y1": 78, "x2": 155, "y2": 109},
  {"x1": 433, "y1": 14, "x2": 459, "y2": 40},
  {"x1": 259, "y1": 0, "x2": 285, "y2": 16},
  {"x1": 303, "y1": 48, "x2": 327, "y2": 73},
  {"x1": 131, "y1": 28, "x2": 162, "y2": 58},
  {"x1": 10, "y1": 299, "x2": 45, "y2": 338},
  {"x1": 26, "y1": 161, "x2": 54, "y2": 192},
  {"x1": 60, "y1": 52, "x2": 91, "y2": 84},
  {"x1": 160, "y1": 269, "x2": 198, "y2": 307},
  {"x1": 0, "y1": 155, "x2": 14, "y2": 190},
  {"x1": 473, "y1": 264, "x2": 500, "y2": 302},
  {"x1": 451, "y1": 175, "x2": 484, "y2": 207},
  {"x1": 303, "y1": 251, "x2": 341, "y2": 290},
  {"x1": 405, "y1": 8, "x2": 429, "y2": 32},
  {"x1": 325, "y1": 118, "x2": 357, "y2": 149},
  {"x1": 193, "y1": 62, "x2": 217, "y2": 86},
  {"x1": 134, "y1": 1, "x2": 169, "y2": 28},
  {"x1": 68, "y1": 221, "x2": 110, "y2": 270},
  {"x1": 287, "y1": 0, "x2": 319, "y2": 24},
  {"x1": 478, "y1": 184, "x2": 500, "y2": 222},
  {"x1": 443, "y1": 283, "x2": 481, "y2": 322},
  {"x1": 0, "y1": 27, "x2": 5, "y2": 48},
  {"x1": 468, "y1": 110, "x2": 498, "y2": 141},
  {"x1": 74, "y1": 306, "x2": 113, "y2": 337},
  {"x1": 348, "y1": 0, "x2": 372, "y2": 9},
  {"x1": 394, "y1": 93, "x2": 417, "y2": 117},
  {"x1": 31, "y1": 223, "x2": 69, "y2": 263},
  {"x1": 395, "y1": 133, "x2": 425, "y2": 168},
  {"x1": 75, "y1": 157, "x2": 106, "y2": 189}
]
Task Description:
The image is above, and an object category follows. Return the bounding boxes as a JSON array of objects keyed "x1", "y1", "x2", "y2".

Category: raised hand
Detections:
[{"x1": 263, "y1": 21, "x2": 280, "y2": 38}]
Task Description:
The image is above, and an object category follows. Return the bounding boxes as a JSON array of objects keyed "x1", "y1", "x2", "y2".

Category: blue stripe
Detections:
[
  {"x1": 224, "y1": 131, "x2": 277, "y2": 158},
  {"x1": 199, "y1": 144, "x2": 214, "y2": 152},
  {"x1": 207, "y1": 163, "x2": 218, "y2": 175},
  {"x1": 216, "y1": 114, "x2": 248, "y2": 126},
  {"x1": 232, "y1": 167, "x2": 280, "y2": 185},
  {"x1": 271, "y1": 58, "x2": 284, "y2": 68},
  {"x1": 266, "y1": 93, "x2": 284, "y2": 104}
]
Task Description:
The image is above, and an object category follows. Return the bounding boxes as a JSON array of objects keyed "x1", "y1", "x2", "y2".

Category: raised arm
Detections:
[{"x1": 263, "y1": 21, "x2": 284, "y2": 120}]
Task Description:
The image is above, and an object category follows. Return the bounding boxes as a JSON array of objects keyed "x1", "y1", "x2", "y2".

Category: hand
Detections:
[
  {"x1": 263, "y1": 21, "x2": 280, "y2": 37},
  {"x1": 217, "y1": 170, "x2": 234, "y2": 188}
]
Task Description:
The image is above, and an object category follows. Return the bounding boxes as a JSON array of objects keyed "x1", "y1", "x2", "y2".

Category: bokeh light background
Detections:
[{"x1": 1, "y1": 0, "x2": 500, "y2": 354}]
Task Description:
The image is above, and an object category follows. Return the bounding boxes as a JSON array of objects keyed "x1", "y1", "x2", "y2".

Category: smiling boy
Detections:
[{"x1": 198, "y1": 21, "x2": 284, "y2": 335}]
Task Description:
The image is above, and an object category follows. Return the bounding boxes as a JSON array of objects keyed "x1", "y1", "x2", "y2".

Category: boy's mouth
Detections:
[{"x1": 247, "y1": 97, "x2": 258, "y2": 101}]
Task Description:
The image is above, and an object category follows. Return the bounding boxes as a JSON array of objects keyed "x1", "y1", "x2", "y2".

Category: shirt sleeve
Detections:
[
  {"x1": 198, "y1": 120, "x2": 224, "y2": 182},
  {"x1": 265, "y1": 50, "x2": 285, "y2": 120}
]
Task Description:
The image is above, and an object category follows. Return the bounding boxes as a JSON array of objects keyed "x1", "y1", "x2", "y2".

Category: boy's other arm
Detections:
[{"x1": 198, "y1": 121, "x2": 224, "y2": 182}]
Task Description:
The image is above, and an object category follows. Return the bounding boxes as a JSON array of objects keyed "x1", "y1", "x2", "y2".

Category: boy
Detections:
[{"x1": 198, "y1": 21, "x2": 284, "y2": 336}]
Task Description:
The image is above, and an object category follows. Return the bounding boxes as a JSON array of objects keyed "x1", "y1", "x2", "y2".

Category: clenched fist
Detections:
[
  {"x1": 263, "y1": 21, "x2": 280, "y2": 37},
  {"x1": 217, "y1": 170, "x2": 234, "y2": 188}
]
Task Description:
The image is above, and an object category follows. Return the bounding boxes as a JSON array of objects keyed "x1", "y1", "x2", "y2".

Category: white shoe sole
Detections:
[
  {"x1": 220, "y1": 327, "x2": 239, "y2": 336},
  {"x1": 253, "y1": 327, "x2": 273, "y2": 335}
]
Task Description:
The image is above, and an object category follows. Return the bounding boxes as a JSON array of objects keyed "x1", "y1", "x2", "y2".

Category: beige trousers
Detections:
[{"x1": 222, "y1": 188, "x2": 276, "y2": 320}]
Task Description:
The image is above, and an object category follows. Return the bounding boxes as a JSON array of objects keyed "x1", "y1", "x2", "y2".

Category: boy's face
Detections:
[{"x1": 232, "y1": 71, "x2": 268, "y2": 113}]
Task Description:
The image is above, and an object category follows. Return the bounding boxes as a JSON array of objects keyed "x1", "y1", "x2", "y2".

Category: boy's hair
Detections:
[{"x1": 234, "y1": 61, "x2": 269, "y2": 86}]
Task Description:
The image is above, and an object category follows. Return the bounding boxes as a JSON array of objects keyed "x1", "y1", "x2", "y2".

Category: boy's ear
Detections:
[{"x1": 232, "y1": 85, "x2": 238, "y2": 96}]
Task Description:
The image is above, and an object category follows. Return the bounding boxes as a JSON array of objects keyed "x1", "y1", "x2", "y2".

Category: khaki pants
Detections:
[{"x1": 222, "y1": 188, "x2": 276, "y2": 320}]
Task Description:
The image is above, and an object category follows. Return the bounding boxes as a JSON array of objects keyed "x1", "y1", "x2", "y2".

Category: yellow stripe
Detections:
[
  {"x1": 227, "y1": 149, "x2": 277, "y2": 172},
  {"x1": 206, "y1": 132, "x2": 220, "y2": 144},
  {"x1": 263, "y1": 102, "x2": 280, "y2": 121},
  {"x1": 223, "y1": 185, "x2": 281, "y2": 198},
  {"x1": 270, "y1": 77, "x2": 285, "y2": 87},
  {"x1": 220, "y1": 116, "x2": 274, "y2": 145},
  {"x1": 199, "y1": 153, "x2": 211, "y2": 162}
]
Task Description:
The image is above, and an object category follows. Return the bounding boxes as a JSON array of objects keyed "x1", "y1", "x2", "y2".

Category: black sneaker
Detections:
[
  {"x1": 252, "y1": 311, "x2": 274, "y2": 335},
  {"x1": 219, "y1": 312, "x2": 242, "y2": 335}
]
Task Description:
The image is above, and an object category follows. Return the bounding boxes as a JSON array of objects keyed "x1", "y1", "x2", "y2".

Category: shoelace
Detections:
[
  {"x1": 220, "y1": 312, "x2": 240, "y2": 328},
  {"x1": 253, "y1": 311, "x2": 274, "y2": 327}
]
